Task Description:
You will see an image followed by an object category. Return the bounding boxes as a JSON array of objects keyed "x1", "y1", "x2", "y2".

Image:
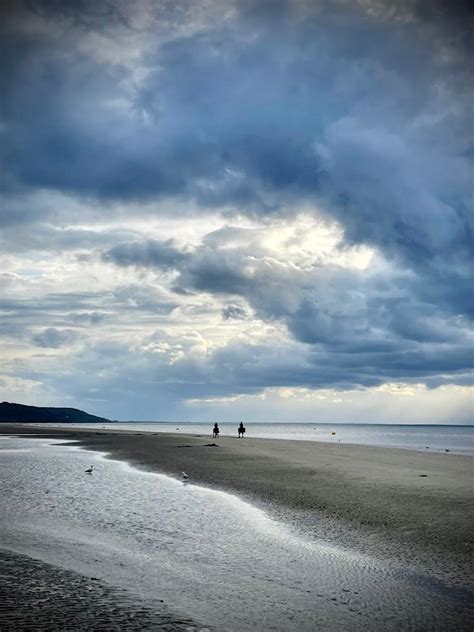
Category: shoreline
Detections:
[
  {"x1": 15, "y1": 420, "x2": 474, "y2": 456},
  {"x1": 1, "y1": 424, "x2": 473, "y2": 587}
]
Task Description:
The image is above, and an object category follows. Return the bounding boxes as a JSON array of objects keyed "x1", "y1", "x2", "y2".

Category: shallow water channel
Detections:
[{"x1": 0, "y1": 436, "x2": 472, "y2": 631}]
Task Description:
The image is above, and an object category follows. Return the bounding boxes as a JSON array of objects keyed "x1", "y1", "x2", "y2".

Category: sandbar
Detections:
[{"x1": 1, "y1": 424, "x2": 473, "y2": 586}]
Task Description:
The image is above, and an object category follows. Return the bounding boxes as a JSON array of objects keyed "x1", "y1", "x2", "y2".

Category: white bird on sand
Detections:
[
  {"x1": 85, "y1": 465, "x2": 94, "y2": 474},
  {"x1": 182, "y1": 471, "x2": 189, "y2": 481}
]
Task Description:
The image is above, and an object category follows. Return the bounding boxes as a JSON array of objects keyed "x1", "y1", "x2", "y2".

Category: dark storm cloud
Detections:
[
  {"x1": 384, "y1": 0, "x2": 474, "y2": 54},
  {"x1": 1, "y1": 0, "x2": 472, "y2": 407},
  {"x1": 22, "y1": 0, "x2": 130, "y2": 28},
  {"x1": 2, "y1": 2, "x2": 472, "y2": 280},
  {"x1": 2, "y1": 1, "x2": 471, "y2": 201},
  {"x1": 103, "y1": 240, "x2": 188, "y2": 270},
  {"x1": 103, "y1": 230, "x2": 473, "y2": 387},
  {"x1": 2, "y1": 0, "x2": 471, "y2": 315},
  {"x1": 32, "y1": 327, "x2": 471, "y2": 421}
]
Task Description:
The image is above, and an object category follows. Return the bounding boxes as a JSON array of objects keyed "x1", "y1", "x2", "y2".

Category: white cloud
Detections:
[{"x1": 0, "y1": 0, "x2": 471, "y2": 422}]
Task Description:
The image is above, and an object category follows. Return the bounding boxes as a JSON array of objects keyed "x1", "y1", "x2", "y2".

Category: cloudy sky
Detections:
[{"x1": 1, "y1": 0, "x2": 472, "y2": 423}]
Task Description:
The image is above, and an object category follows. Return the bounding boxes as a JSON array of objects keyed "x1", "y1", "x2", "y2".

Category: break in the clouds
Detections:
[{"x1": 0, "y1": 0, "x2": 472, "y2": 422}]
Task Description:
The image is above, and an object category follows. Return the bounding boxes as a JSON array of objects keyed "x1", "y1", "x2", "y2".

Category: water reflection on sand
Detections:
[{"x1": 0, "y1": 436, "x2": 472, "y2": 631}]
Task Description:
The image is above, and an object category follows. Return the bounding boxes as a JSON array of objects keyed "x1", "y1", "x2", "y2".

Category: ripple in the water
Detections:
[{"x1": 0, "y1": 437, "x2": 472, "y2": 632}]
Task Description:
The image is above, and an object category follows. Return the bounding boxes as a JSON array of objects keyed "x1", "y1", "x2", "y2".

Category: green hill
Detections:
[{"x1": 0, "y1": 402, "x2": 111, "y2": 424}]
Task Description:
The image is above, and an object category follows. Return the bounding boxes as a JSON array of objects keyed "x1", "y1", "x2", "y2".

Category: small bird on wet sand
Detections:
[
  {"x1": 85, "y1": 465, "x2": 94, "y2": 474},
  {"x1": 182, "y1": 471, "x2": 189, "y2": 480}
]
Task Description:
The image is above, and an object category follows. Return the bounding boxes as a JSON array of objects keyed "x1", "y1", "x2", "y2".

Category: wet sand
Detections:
[
  {"x1": 0, "y1": 549, "x2": 199, "y2": 631},
  {"x1": 2, "y1": 424, "x2": 472, "y2": 588}
]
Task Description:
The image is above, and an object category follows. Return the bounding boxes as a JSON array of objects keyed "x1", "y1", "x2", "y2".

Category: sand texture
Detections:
[
  {"x1": 0, "y1": 549, "x2": 200, "y2": 631},
  {"x1": 2, "y1": 425, "x2": 473, "y2": 586}
]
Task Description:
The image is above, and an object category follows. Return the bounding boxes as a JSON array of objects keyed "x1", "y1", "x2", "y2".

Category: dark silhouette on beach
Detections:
[
  {"x1": 213, "y1": 423, "x2": 220, "y2": 439},
  {"x1": 238, "y1": 422, "x2": 246, "y2": 438}
]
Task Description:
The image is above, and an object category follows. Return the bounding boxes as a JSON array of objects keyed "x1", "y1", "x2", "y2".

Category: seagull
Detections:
[
  {"x1": 182, "y1": 471, "x2": 189, "y2": 481},
  {"x1": 85, "y1": 465, "x2": 94, "y2": 474}
]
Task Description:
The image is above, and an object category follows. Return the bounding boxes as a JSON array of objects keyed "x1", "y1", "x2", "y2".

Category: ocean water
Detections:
[
  {"x1": 40, "y1": 422, "x2": 474, "y2": 455},
  {"x1": 1, "y1": 435, "x2": 472, "y2": 631}
]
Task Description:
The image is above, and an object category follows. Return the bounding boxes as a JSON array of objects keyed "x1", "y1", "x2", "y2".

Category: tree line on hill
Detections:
[{"x1": 0, "y1": 402, "x2": 111, "y2": 424}]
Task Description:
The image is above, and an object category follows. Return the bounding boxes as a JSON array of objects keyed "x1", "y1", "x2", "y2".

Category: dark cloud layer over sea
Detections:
[{"x1": 0, "y1": 0, "x2": 472, "y2": 421}]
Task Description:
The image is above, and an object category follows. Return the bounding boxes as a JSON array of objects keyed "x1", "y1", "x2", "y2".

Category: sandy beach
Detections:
[
  {"x1": 0, "y1": 549, "x2": 197, "y2": 631},
  {"x1": 2, "y1": 424, "x2": 472, "y2": 589}
]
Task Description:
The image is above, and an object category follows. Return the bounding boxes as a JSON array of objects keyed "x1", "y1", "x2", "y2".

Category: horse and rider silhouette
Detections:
[{"x1": 212, "y1": 422, "x2": 246, "y2": 438}]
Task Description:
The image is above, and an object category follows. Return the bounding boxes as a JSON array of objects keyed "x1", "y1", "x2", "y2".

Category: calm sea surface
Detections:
[
  {"x1": 43, "y1": 422, "x2": 474, "y2": 455},
  {"x1": 1, "y1": 436, "x2": 472, "y2": 631}
]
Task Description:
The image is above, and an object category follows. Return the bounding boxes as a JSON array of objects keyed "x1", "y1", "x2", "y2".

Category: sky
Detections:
[{"x1": 0, "y1": 0, "x2": 472, "y2": 423}]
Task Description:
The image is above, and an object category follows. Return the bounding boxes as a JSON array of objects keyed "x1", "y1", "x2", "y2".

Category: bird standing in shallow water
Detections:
[
  {"x1": 85, "y1": 465, "x2": 94, "y2": 474},
  {"x1": 182, "y1": 471, "x2": 189, "y2": 481}
]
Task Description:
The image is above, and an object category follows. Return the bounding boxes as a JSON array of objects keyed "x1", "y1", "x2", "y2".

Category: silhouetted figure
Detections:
[
  {"x1": 213, "y1": 422, "x2": 220, "y2": 439},
  {"x1": 238, "y1": 422, "x2": 246, "y2": 438}
]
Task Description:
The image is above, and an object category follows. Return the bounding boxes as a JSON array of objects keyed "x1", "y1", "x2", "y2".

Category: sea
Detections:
[
  {"x1": 36, "y1": 422, "x2": 474, "y2": 455},
  {"x1": 1, "y1": 433, "x2": 473, "y2": 631}
]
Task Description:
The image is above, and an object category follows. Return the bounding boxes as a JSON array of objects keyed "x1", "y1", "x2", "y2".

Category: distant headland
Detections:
[{"x1": 0, "y1": 402, "x2": 111, "y2": 424}]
